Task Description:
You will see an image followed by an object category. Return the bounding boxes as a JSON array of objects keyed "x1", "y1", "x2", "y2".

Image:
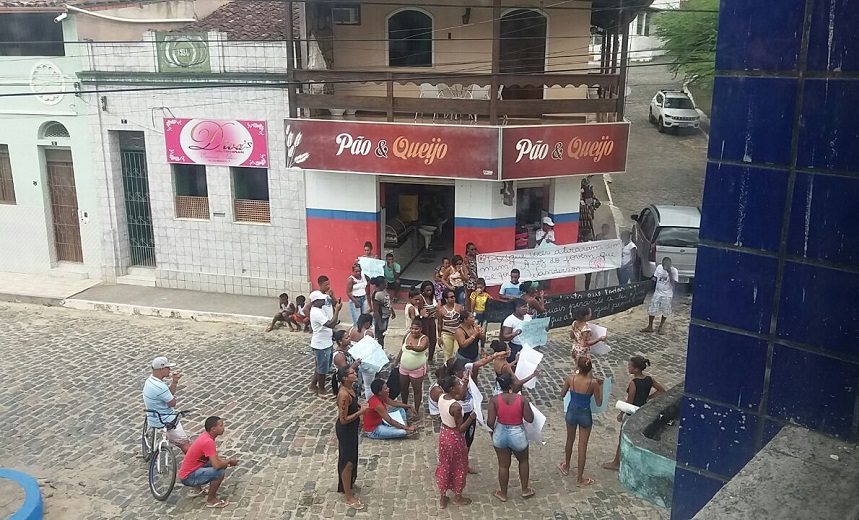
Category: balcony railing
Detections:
[{"x1": 290, "y1": 70, "x2": 620, "y2": 123}]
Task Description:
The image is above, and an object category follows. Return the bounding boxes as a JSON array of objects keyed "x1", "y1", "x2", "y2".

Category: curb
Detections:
[
  {"x1": 0, "y1": 294, "x2": 62, "y2": 307},
  {"x1": 62, "y1": 299, "x2": 271, "y2": 327},
  {"x1": 0, "y1": 469, "x2": 43, "y2": 520}
]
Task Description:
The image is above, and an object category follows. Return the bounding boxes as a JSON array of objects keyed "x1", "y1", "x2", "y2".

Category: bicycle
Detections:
[{"x1": 141, "y1": 409, "x2": 192, "y2": 501}]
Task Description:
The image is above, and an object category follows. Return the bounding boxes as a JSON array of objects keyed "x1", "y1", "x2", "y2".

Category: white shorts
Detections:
[
  {"x1": 648, "y1": 294, "x2": 673, "y2": 317},
  {"x1": 166, "y1": 419, "x2": 190, "y2": 446}
]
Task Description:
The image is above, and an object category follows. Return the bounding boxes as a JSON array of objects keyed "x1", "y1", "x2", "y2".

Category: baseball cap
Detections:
[
  {"x1": 542, "y1": 216, "x2": 555, "y2": 226},
  {"x1": 151, "y1": 356, "x2": 176, "y2": 370},
  {"x1": 309, "y1": 290, "x2": 327, "y2": 302}
]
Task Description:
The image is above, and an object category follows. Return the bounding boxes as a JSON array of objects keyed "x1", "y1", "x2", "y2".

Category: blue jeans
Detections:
[
  {"x1": 180, "y1": 462, "x2": 224, "y2": 487},
  {"x1": 313, "y1": 346, "x2": 333, "y2": 375},
  {"x1": 374, "y1": 316, "x2": 390, "y2": 347},
  {"x1": 492, "y1": 423, "x2": 529, "y2": 452},
  {"x1": 474, "y1": 312, "x2": 487, "y2": 350},
  {"x1": 617, "y1": 266, "x2": 633, "y2": 285},
  {"x1": 349, "y1": 296, "x2": 366, "y2": 326},
  {"x1": 366, "y1": 408, "x2": 408, "y2": 439},
  {"x1": 565, "y1": 405, "x2": 593, "y2": 428}
]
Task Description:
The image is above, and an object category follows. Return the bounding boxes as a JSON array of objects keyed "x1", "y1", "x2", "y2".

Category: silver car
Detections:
[{"x1": 630, "y1": 205, "x2": 700, "y2": 283}]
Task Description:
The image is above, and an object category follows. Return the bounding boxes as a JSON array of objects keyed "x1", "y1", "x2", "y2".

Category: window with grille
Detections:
[
  {"x1": 173, "y1": 164, "x2": 209, "y2": 219},
  {"x1": 0, "y1": 145, "x2": 15, "y2": 204},
  {"x1": 388, "y1": 9, "x2": 433, "y2": 67},
  {"x1": 232, "y1": 167, "x2": 270, "y2": 223}
]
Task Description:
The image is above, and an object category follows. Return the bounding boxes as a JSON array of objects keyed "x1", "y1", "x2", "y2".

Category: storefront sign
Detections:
[
  {"x1": 500, "y1": 123, "x2": 629, "y2": 179},
  {"x1": 476, "y1": 239, "x2": 623, "y2": 286},
  {"x1": 155, "y1": 32, "x2": 211, "y2": 73},
  {"x1": 285, "y1": 120, "x2": 499, "y2": 179},
  {"x1": 284, "y1": 119, "x2": 629, "y2": 180},
  {"x1": 164, "y1": 118, "x2": 268, "y2": 167}
]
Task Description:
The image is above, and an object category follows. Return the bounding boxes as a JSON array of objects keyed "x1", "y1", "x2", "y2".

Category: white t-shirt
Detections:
[
  {"x1": 653, "y1": 265, "x2": 679, "y2": 297},
  {"x1": 310, "y1": 306, "x2": 333, "y2": 350},
  {"x1": 503, "y1": 313, "x2": 532, "y2": 346},
  {"x1": 536, "y1": 229, "x2": 555, "y2": 243},
  {"x1": 499, "y1": 281, "x2": 522, "y2": 298},
  {"x1": 621, "y1": 242, "x2": 637, "y2": 266}
]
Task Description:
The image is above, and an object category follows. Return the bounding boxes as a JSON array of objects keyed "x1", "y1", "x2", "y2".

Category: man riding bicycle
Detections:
[{"x1": 143, "y1": 356, "x2": 191, "y2": 453}]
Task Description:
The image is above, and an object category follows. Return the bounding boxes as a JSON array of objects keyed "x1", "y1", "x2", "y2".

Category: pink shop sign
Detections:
[{"x1": 163, "y1": 118, "x2": 268, "y2": 167}]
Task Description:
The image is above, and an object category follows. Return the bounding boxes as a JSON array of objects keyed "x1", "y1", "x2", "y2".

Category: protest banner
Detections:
[
  {"x1": 519, "y1": 317, "x2": 550, "y2": 348},
  {"x1": 484, "y1": 281, "x2": 650, "y2": 328},
  {"x1": 523, "y1": 403, "x2": 546, "y2": 443},
  {"x1": 348, "y1": 336, "x2": 389, "y2": 373},
  {"x1": 589, "y1": 323, "x2": 611, "y2": 356},
  {"x1": 476, "y1": 239, "x2": 622, "y2": 286},
  {"x1": 469, "y1": 379, "x2": 492, "y2": 432},
  {"x1": 514, "y1": 346, "x2": 543, "y2": 390},
  {"x1": 358, "y1": 256, "x2": 385, "y2": 279}
]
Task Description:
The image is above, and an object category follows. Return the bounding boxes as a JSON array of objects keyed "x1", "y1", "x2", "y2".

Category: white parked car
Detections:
[
  {"x1": 649, "y1": 90, "x2": 700, "y2": 133},
  {"x1": 630, "y1": 205, "x2": 700, "y2": 284}
]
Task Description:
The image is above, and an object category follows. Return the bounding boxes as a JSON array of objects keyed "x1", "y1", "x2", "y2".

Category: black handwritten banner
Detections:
[
  {"x1": 485, "y1": 281, "x2": 650, "y2": 329},
  {"x1": 476, "y1": 239, "x2": 622, "y2": 286}
]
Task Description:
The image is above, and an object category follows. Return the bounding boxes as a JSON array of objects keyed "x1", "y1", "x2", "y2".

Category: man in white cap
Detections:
[
  {"x1": 308, "y1": 290, "x2": 342, "y2": 398},
  {"x1": 536, "y1": 216, "x2": 556, "y2": 246},
  {"x1": 142, "y1": 356, "x2": 191, "y2": 453}
]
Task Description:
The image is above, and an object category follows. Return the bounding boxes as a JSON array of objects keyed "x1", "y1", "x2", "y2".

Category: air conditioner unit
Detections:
[{"x1": 332, "y1": 5, "x2": 360, "y2": 25}]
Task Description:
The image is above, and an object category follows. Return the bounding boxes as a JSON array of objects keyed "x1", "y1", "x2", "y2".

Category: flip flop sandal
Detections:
[
  {"x1": 577, "y1": 478, "x2": 594, "y2": 488},
  {"x1": 492, "y1": 490, "x2": 507, "y2": 502},
  {"x1": 557, "y1": 462, "x2": 569, "y2": 476},
  {"x1": 187, "y1": 487, "x2": 208, "y2": 498},
  {"x1": 346, "y1": 500, "x2": 365, "y2": 510},
  {"x1": 453, "y1": 497, "x2": 473, "y2": 506},
  {"x1": 206, "y1": 499, "x2": 229, "y2": 508},
  {"x1": 521, "y1": 487, "x2": 536, "y2": 499}
]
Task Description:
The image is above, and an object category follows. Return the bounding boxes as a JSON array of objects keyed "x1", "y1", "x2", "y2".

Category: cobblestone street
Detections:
[{"x1": 0, "y1": 295, "x2": 690, "y2": 520}]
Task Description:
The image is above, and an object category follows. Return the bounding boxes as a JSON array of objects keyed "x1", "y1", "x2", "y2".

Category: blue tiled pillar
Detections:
[{"x1": 671, "y1": 1, "x2": 859, "y2": 518}]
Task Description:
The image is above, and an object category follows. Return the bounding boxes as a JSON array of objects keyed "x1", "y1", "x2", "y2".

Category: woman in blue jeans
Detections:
[
  {"x1": 487, "y1": 373, "x2": 535, "y2": 502},
  {"x1": 558, "y1": 356, "x2": 604, "y2": 487},
  {"x1": 362, "y1": 379, "x2": 417, "y2": 439},
  {"x1": 346, "y1": 262, "x2": 371, "y2": 326}
]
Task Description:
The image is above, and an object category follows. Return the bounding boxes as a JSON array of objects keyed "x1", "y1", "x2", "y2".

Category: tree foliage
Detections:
[{"x1": 653, "y1": 0, "x2": 719, "y2": 89}]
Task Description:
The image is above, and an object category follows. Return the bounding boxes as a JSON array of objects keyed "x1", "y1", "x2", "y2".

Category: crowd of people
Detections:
[{"x1": 142, "y1": 224, "x2": 680, "y2": 510}]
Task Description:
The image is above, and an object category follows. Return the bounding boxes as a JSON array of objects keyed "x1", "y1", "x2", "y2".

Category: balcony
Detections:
[{"x1": 290, "y1": 69, "x2": 621, "y2": 125}]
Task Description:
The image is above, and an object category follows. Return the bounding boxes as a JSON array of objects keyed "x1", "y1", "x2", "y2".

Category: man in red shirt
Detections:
[{"x1": 177, "y1": 416, "x2": 239, "y2": 508}]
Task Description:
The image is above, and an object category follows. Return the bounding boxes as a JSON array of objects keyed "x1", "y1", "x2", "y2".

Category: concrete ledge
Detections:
[
  {"x1": 0, "y1": 469, "x2": 43, "y2": 520},
  {"x1": 619, "y1": 384, "x2": 683, "y2": 509},
  {"x1": 62, "y1": 299, "x2": 271, "y2": 327},
  {"x1": 0, "y1": 293, "x2": 62, "y2": 306},
  {"x1": 693, "y1": 425, "x2": 859, "y2": 520}
]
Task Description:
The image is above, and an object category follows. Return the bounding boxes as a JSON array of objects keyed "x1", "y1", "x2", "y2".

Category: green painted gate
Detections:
[{"x1": 119, "y1": 133, "x2": 156, "y2": 267}]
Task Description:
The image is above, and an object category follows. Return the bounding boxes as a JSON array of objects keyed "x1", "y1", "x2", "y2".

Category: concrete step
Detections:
[
  {"x1": 116, "y1": 274, "x2": 156, "y2": 287},
  {"x1": 47, "y1": 263, "x2": 89, "y2": 280},
  {"x1": 127, "y1": 266, "x2": 156, "y2": 278}
]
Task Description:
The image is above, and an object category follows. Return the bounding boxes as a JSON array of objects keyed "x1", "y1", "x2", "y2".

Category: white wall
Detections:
[{"x1": 88, "y1": 86, "x2": 309, "y2": 296}]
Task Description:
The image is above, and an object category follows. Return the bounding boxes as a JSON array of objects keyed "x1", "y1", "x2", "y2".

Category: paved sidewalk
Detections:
[{"x1": 0, "y1": 272, "x2": 100, "y2": 304}]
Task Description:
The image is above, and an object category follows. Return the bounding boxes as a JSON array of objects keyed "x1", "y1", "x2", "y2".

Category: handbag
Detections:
[{"x1": 386, "y1": 365, "x2": 401, "y2": 400}]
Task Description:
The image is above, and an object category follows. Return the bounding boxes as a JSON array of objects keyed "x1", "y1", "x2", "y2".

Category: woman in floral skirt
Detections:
[{"x1": 435, "y1": 375, "x2": 474, "y2": 508}]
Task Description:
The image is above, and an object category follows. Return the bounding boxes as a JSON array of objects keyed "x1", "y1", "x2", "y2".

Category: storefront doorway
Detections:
[
  {"x1": 515, "y1": 184, "x2": 549, "y2": 249},
  {"x1": 380, "y1": 181, "x2": 454, "y2": 287}
]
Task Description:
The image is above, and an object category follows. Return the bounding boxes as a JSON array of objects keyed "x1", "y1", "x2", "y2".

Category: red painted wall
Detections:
[{"x1": 306, "y1": 217, "x2": 377, "y2": 296}]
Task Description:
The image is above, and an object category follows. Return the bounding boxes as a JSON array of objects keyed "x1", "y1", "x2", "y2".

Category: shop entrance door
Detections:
[
  {"x1": 119, "y1": 132, "x2": 156, "y2": 267},
  {"x1": 45, "y1": 148, "x2": 83, "y2": 263}
]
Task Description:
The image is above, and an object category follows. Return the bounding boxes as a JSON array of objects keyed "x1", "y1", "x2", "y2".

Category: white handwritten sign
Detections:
[{"x1": 476, "y1": 239, "x2": 622, "y2": 286}]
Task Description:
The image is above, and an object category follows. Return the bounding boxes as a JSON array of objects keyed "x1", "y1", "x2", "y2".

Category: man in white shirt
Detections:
[
  {"x1": 617, "y1": 231, "x2": 637, "y2": 285},
  {"x1": 535, "y1": 216, "x2": 556, "y2": 246},
  {"x1": 308, "y1": 290, "x2": 342, "y2": 398},
  {"x1": 641, "y1": 257, "x2": 678, "y2": 335}
]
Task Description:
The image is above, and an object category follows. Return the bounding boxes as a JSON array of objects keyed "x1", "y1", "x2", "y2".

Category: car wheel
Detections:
[
  {"x1": 658, "y1": 118, "x2": 666, "y2": 133},
  {"x1": 649, "y1": 110, "x2": 656, "y2": 124}
]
